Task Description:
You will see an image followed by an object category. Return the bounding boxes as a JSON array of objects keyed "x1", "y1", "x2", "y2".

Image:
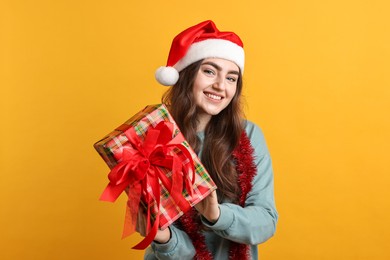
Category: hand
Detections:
[
  {"x1": 136, "y1": 210, "x2": 171, "y2": 244},
  {"x1": 154, "y1": 228, "x2": 171, "y2": 244},
  {"x1": 194, "y1": 190, "x2": 220, "y2": 223}
]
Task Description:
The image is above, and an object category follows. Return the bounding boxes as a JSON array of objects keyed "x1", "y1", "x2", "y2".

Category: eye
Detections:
[
  {"x1": 227, "y1": 76, "x2": 238, "y2": 82},
  {"x1": 203, "y1": 68, "x2": 215, "y2": 75}
]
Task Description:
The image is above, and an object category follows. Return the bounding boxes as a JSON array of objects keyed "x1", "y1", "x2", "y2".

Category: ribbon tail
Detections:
[
  {"x1": 172, "y1": 144, "x2": 195, "y2": 197},
  {"x1": 183, "y1": 167, "x2": 194, "y2": 198},
  {"x1": 171, "y1": 157, "x2": 182, "y2": 194},
  {"x1": 99, "y1": 181, "x2": 129, "y2": 202},
  {"x1": 122, "y1": 205, "x2": 136, "y2": 238},
  {"x1": 168, "y1": 143, "x2": 196, "y2": 185},
  {"x1": 169, "y1": 157, "x2": 191, "y2": 212},
  {"x1": 155, "y1": 159, "x2": 191, "y2": 214},
  {"x1": 121, "y1": 183, "x2": 143, "y2": 239},
  {"x1": 132, "y1": 175, "x2": 161, "y2": 250},
  {"x1": 131, "y1": 214, "x2": 159, "y2": 250}
]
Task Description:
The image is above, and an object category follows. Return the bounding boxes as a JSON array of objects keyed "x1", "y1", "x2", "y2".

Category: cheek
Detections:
[
  {"x1": 192, "y1": 82, "x2": 202, "y2": 97},
  {"x1": 228, "y1": 86, "x2": 238, "y2": 98},
  {"x1": 192, "y1": 75, "x2": 204, "y2": 93}
]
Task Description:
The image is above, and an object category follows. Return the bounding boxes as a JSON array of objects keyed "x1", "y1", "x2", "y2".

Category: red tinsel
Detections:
[{"x1": 180, "y1": 131, "x2": 257, "y2": 260}]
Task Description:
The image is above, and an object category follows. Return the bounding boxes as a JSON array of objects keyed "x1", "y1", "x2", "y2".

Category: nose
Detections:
[{"x1": 212, "y1": 76, "x2": 226, "y2": 90}]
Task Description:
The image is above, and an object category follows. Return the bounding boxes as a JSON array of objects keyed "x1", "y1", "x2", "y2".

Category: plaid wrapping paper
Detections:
[{"x1": 94, "y1": 104, "x2": 217, "y2": 236}]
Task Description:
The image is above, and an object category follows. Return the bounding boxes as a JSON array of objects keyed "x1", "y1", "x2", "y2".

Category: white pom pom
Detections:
[{"x1": 155, "y1": 66, "x2": 179, "y2": 86}]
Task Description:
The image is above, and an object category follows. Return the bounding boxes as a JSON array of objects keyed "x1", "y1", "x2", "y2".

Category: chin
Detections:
[
  {"x1": 206, "y1": 109, "x2": 224, "y2": 116},
  {"x1": 198, "y1": 103, "x2": 228, "y2": 116}
]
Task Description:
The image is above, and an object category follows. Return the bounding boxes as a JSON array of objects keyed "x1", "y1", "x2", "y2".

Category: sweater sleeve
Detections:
[
  {"x1": 143, "y1": 225, "x2": 196, "y2": 260},
  {"x1": 201, "y1": 121, "x2": 278, "y2": 245}
]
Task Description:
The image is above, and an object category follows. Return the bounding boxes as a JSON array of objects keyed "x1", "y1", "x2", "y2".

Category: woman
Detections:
[{"x1": 144, "y1": 20, "x2": 278, "y2": 260}]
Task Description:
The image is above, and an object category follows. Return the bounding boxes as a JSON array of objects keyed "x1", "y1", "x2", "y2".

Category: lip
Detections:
[{"x1": 204, "y1": 91, "x2": 224, "y2": 101}]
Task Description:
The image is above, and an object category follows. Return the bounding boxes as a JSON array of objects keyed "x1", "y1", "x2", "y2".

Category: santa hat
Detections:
[{"x1": 155, "y1": 20, "x2": 245, "y2": 86}]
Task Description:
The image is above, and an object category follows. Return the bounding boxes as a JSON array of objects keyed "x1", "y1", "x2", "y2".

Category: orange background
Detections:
[{"x1": 1, "y1": 0, "x2": 389, "y2": 259}]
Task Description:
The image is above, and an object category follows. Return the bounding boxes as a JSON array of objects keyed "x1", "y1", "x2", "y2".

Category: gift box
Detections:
[{"x1": 94, "y1": 104, "x2": 216, "y2": 249}]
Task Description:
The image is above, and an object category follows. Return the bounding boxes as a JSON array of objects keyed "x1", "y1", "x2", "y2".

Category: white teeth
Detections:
[{"x1": 205, "y1": 93, "x2": 222, "y2": 100}]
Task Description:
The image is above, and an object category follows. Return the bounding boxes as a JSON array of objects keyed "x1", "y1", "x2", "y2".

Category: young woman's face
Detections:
[{"x1": 192, "y1": 58, "x2": 239, "y2": 122}]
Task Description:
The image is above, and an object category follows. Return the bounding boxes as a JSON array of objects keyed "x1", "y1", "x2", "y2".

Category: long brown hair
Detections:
[{"x1": 162, "y1": 60, "x2": 244, "y2": 202}]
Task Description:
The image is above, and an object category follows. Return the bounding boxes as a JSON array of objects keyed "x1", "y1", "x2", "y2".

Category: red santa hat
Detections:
[{"x1": 155, "y1": 20, "x2": 245, "y2": 86}]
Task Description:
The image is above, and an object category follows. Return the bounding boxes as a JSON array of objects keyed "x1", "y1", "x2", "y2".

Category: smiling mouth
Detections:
[{"x1": 204, "y1": 92, "x2": 223, "y2": 100}]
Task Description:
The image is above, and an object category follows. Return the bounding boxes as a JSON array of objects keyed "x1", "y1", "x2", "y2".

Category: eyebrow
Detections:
[{"x1": 201, "y1": 61, "x2": 240, "y2": 75}]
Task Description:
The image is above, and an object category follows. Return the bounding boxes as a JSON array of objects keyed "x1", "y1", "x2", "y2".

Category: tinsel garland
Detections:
[{"x1": 180, "y1": 131, "x2": 257, "y2": 260}]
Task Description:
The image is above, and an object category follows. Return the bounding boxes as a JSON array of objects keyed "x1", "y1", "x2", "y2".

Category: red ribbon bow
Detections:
[{"x1": 100, "y1": 121, "x2": 195, "y2": 249}]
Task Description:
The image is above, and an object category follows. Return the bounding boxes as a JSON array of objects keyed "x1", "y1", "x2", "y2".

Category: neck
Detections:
[{"x1": 196, "y1": 113, "x2": 211, "y2": 132}]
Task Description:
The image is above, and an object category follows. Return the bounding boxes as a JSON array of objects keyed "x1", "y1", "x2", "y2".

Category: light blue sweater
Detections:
[{"x1": 144, "y1": 120, "x2": 278, "y2": 259}]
